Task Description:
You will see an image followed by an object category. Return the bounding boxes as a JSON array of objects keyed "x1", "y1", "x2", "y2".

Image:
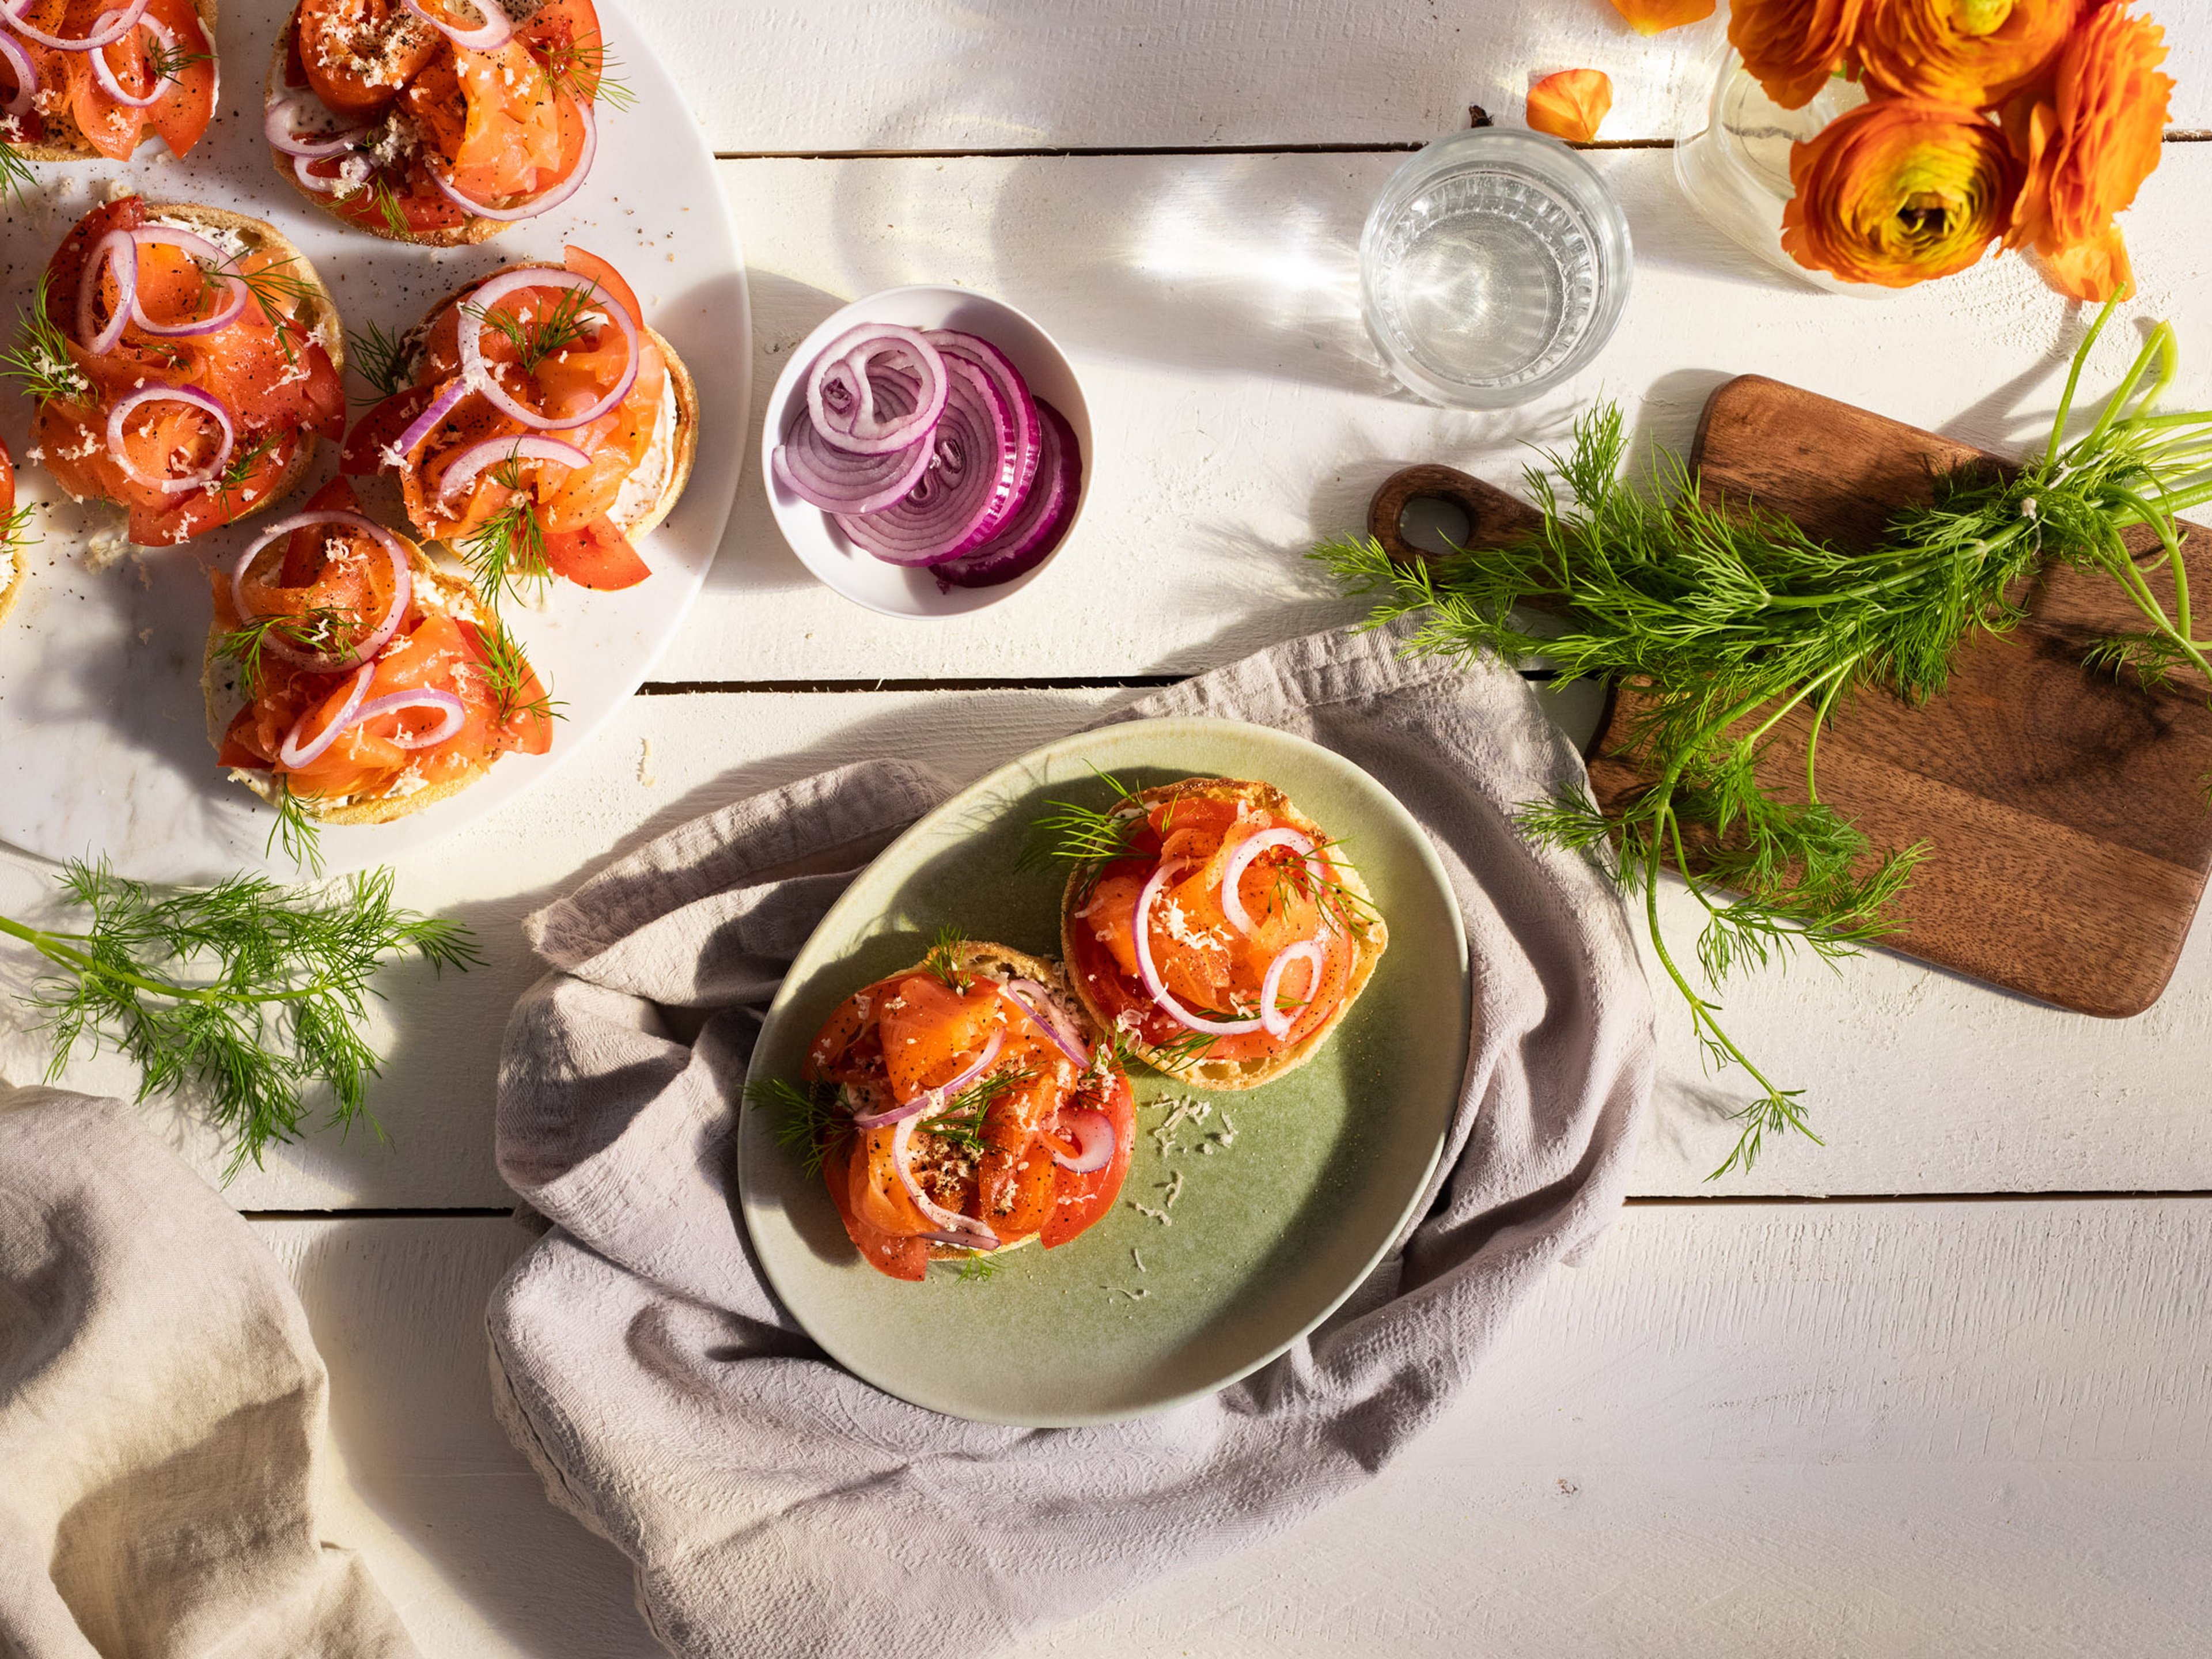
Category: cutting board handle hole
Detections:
[{"x1": 1368, "y1": 464, "x2": 1491, "y2": 565}]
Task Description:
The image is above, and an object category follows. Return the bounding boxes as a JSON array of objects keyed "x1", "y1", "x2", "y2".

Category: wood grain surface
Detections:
[{"x1": 1585, "y1": 377, "x2": 2212, "y2": 1018}]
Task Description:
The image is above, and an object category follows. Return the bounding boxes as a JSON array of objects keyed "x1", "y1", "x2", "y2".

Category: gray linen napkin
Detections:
[
  {"x1": 0, "y1": 1084, "x2": 418, "y2": 1659},
  {"x1": 486, "y1": 622, "x2": 1656, "y2": 1659}
]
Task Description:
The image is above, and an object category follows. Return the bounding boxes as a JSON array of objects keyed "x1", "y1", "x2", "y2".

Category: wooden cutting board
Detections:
[{"x1": 1367, "y1": 376, "x2": 2212, "y2": 1018}]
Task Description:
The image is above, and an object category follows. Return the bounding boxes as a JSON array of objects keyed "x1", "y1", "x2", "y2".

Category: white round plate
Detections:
[
  {"x1": 0, "y1": 0, "x2": 748, "y2": 883},
  {"x1": 760, "y1": 284, "x2": 1092, "y2": 620}
]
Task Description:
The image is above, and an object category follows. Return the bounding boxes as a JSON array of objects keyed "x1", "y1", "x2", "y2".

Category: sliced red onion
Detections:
[
  {"x1": 266, "y1": 90, "x2": 370, "y2": 158},
  {"x1": 349, "y1": 688, "x2": 467, "y2": 750},
  {"x1": 805, "y1": 325, "x2": 948, "y2": 456},
  {"x1": 78, "y1": 229, "x2": 136, "y2": 354},
  {"x1": 1046, "y1": 1107, "x2": 1115, "y2": 1175},
  {"x1": 293, "y1": 153, "x2": 357, "y2": 195},
  {"x1": 456, "y1": 263, "x2": 638, "y2": 431},
  {"x1": 89, "y1": 10, "x2": 174, "y2": 108},
  {"x1": 126, "y1": 228, "x2": 247, "y2": 337},
  {"x1": 927, "y1": 330, "x2": 1039, "y2": 511},
  {"x1": 890, "y1": 1116, "x2": 999, "y2": 1248},
  {"x1": 850, "y1": 1028, "x2": 1005, "y2": 1128},
  {"x1": 1258, "y1": 940, "x2": 1327, "y2": 1040},
  {"x1": 773, "y1": 372, "x2": 933, "y2": 513},
  {"x1": 404, "y1": 0, "x2": 511, "y2": 51},
  {"x1": 1132, "y1": 860, "x2": 1265, "y2": 1037},
  {"x1": 0, "y1": 0, "x2": 149, "y2": 52},
  {"x1": 999, "y1": 979, "x2": 1090, "y2": 1070},
  {"x1": 935, "y1": 400, "x2": 1081, "y2": 590},
  {"x1": 1220, "y1": 826, "x2": 1318, "y2": 935},
  {"x1": 835, "y1": 359, "x2": 1024, "y2": 566},
  {"x1": 914, "y1": 1230, "x2": 994, "y2": 1252},
  {"x1": 105, "y1": 384, "x2": 233, "y2": 495},
  {"x1": 430, "y1": 93, "x2": 596, "y2": 221},
  {"x1": 392, "y1": 380, "x2": 468, "y2": 462},
  {"x1": 435, "y1": 434, "x2": 590, "y2": 502},
  {"x1": 230, "y1": 512, "x2": 415, "y2": 672},
  {"x1": 0, "y1": 33, "x2": 35, "y2": 120},
  {"x1": 278, "y1": 662, "x2": 374, "y2": 769}
]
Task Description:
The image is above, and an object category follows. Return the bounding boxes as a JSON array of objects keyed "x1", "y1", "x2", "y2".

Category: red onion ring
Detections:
[
  {"x1": 403, "y1": 0, "x2": 511, "y2": 51},
  {"x1": 278, "y1": 662, "x2": 374, "y2": 769},
  {"x1": 392, "y1": 380, "x2": 468, "y2": 463},
  {"x1": 0, "y1": 0, "x2": 149, "y2": 52},
  {"x1": 456, "y1": 264, "x2": 639, "y2": 431},
  {"x1": 349, "y1": 688, "x2": 467, "y2": 750},
  {"x1": 430, "y1": 92, "x2": 596, "y2": 221},
  {"x1": 890, "y1": 1115, "x2": 999, "y2": 1248},
  {"x1": 927, "y1": 330, "x2": 1039, "y2": 509},
  {"x1": 772, "y1": 371, "x2": 934, "y2": 513},
  {"x1": 105, "y1": 384, "x2": 233, "y2": 495},
  {"x1": 834, "y1": 359, "x2": 1024, "y2": 566},
  {"x1": 1258, "y1": 940, "x2": 1327, "y2": 1040},
  {"x1": 0, "y1": 33, "x2": 35, "y2": 120},
  {"x1": 1220, "y1": 826, "x2": 1319, "y2": 935},
  {"x1": 805, "y1": 324, "x2": 946, "y2": 456},
  {"x1": 934, "y1": 399, "x2": 1080, "y2": 590},
  {"x1": 1132, "y1": 861, "x2": 1266, "y2": 1037},
  {"x1": 293, "y1": 154, "x2": 358, "y2": 195},
  {"x1": 435, "y1": 434, "x2": 590, "y2": 502},
  {"x1": 1046, "y1": 1107, "x2": 1115, "y2": 1174},
  {"x1": 850, "y1": 1028, "x2": 1005, "y2": 1129},
  {"x1": 230, "y1": 512, "x2": 415, "y2": 672},
  {"x1": 265, "y1": 90, "x2": 370, "y2": 158},
  {"x1": 89, "y1": 10, "x2": 173, "y2": 108},
  {"x1": 78, "y1": 229, "x2": 136, "y2": 354},
  {"x1": 999, "y1": 980, "x2": 1090, "y2": 1070},
  {"x1": 913, "y1": 1230, "x2": 995, "y2": 1252},
  {"x1": 126, "y1": 227, "x2": 247, "y2": 337}
]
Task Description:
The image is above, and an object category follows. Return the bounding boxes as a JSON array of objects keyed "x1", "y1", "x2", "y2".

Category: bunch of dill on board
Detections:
[
  {"x1": 0, "y1": 859, "x2": 478, "y2": 1179},
  {"x1": 1315, "y1": 300, "x2": 2212, "y2": 1176}
]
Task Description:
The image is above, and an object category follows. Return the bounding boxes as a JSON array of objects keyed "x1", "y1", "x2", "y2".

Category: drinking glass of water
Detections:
[{"x1": 1360, "y1": 127, "x2": 1633, "y2": 408}]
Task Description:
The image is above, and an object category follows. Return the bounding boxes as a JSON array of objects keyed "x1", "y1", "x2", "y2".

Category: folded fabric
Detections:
[
  {"x1": 0, "y1": 1084, "x2": 418, "y2": 1659},
  {"x1": 487, "y1": 620, "x2": 1656, "y2": 1659}
]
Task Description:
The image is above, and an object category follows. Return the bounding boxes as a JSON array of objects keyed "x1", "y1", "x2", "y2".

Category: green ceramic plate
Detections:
[{"x1": 736, "y1": 717, "x2": 1471, "y2": 1425}]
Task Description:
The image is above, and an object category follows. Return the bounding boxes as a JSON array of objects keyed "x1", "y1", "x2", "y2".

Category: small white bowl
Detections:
[{"x1": 760, "y1": 285, "x2": 1094, "y2": 619}]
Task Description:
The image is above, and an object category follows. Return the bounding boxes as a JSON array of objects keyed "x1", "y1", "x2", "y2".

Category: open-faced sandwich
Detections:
[
  {"x1": 207, "y1": 476, "x2": 554, "y2": 827},
  {"x1": 763, "y1": 936, "x2": 1136, "y2": 1282},
  {"x1": 342, "y1": 245, "x2": 696, "y2": 594},
  {"x1": 1047, "y1": 775, "x2": 1388, "y2": 1090},
  {"x1": 14, "y1": 197, "x2": 344, "y2": 547},
  {"x1": 267, "y1": 0, "x2": 612, "y2": 244},
  {"x1": 2, "y1": 0, "x2": 218, "y2": 162}
]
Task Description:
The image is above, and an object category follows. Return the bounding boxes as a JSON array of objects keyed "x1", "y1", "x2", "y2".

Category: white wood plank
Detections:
[
  {"x1": 628, "y1": 0, "x2": 2212, "y2": 149},
  {"x1": 6, "y1": 679, "x2": 2208, "y2": 1207},
  {"x1": 262, "y1": 1202, "x2": 2212, "y2": 1658},
  {"x1": 676, "y1": 145, "x2": 2212, "y2": 681}
]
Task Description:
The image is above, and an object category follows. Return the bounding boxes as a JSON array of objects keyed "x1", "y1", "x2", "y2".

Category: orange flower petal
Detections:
[
  {"x1": 1856, "y1": 0, "x2": 2082, "y2": 108},
  {"x1": 1609, "y1": 0, "x2": 1716, "y2": 36},
  {"x1": 1528, "y1": 69, "x2": 1615, "y2": 143},
  {"x1": 1729, "y1": 0, "x2": 1865, "y2": 111},
  {"x1": 2039, "y1": 226, "x2": 2135, "y2": 302}
]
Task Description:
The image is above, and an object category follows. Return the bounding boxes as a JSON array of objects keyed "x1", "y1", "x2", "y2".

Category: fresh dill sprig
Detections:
[
  {"x1": 214, "y1": 605, "x2": 357, "y2": 699},
  {"x1": 472, "y1": 615, "x2": 563, "y2": 726},
  {"x1": 348, "y1": 319, "x2": 413, "y2": 403},
  {"x1": 463, "y1": 284, "x2": 599, "y2": 377},
  {"x1": 200, "y1": 254, "x2": 320, "y2": 366},
  {"x1": 954, "y1": 1252, "x2": 1003, "y2": 1282},
  {"x1": 919, "y1": 922, "x2": 970, "y2": 991},
  {"x1": 145, "y1": 36, "x2": 211, "y2": 82},
  {"x1": 353, "y1": 174, "x2": 410, "y2": 239},
  {"x1": 454, "y1": 475, "x2": 550, "y2": 607},
  {"x1": 0, "y1": 859, "x2": 479, "y2": 1179},
  {"x1": 0, "y1": 139, "x2": 33, "y2": 207},
  {"x1": 534, "y1": 38, "x2": 638, "y2": 112},
  {"x1": 922, "y1": 1067, "x2": 1033, "y2": 1154},
  {"x1": 748, "y1": 1075, "x2": 842, "y2": 1179},
  {"x1": 1144, "y1": 1027, "x2": 1219, "y2": 1073},
  {"x1": 211, "y1": 431, "x2": 285, "y2": 516},
  {"x1": 1, "y1": 285, "x2": 92, "y2": 406},
  {"x1": 1317, "y1": 297, "x2": 2212, "y2": 1178},
  {"x1": 1017, "y1": 764, "x2": 1156, "y2": 899},
  {"x1": 268, "y1": 779, "x2": 325, "y2": 878}
]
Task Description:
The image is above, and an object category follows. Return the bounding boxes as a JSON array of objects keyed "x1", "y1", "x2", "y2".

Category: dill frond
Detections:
[
  {"x1": 534, "y1": 39, "x2": 637, "y2": 112},
  {"x1": 748, "y1": 1076, "x2": 841, "y2": 1179},
  {"x1": 146, "y1": 37, "x2": 211, "y2": 82},
  {"x1": 454, "y1": 484, "x2": 550, "y2": 608},
  {"x1": 211, "y1": 431, "x2": 285, "y2": 516},
  {"x1": 214, "y1": 605, "x2": 357, "y2": 699},
  {"x1": 267, "y1": 779, "x2": 325, "y2": 878},
  {"x1": 919, "y1": 922, "x2": 970, "y2": 991},
  {"x1": 463, "y1": 284, "x2": 599, "y2": 377},
  {"x1": 348, "y1": 319, "x2": 413, "y2": 403},
  {"x1": 472, "y1": 615, "x2": 563, "y2": 727},
  {"x1": 2, "y1": 285, "x2": 92, "y2": 406},
  {"x1": 0, "y1": 139, "x2": 33, "y2": 207}
]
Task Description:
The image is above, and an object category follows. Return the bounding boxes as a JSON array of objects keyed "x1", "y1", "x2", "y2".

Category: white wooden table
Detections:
[{"x1": 8, "y1": 3, "x2": 2212, "y2": 1652}]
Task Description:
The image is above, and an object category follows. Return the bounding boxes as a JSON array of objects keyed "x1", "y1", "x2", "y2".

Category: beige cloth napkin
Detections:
[{"x1": 0, "y1": 1084, "x2": 417, "y2": 1659}]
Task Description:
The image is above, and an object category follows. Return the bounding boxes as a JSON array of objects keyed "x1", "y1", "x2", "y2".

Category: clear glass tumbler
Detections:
[{"x1": 1359, "y1": 127, "x2": 1634, "y2": 409}]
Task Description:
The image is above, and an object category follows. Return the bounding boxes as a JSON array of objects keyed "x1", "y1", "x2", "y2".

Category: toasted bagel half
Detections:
[
  {"x1": 9, "y1": 0, "x2": 220, "y2": 161},
  {"x1": 0, "y1": 536, "x2": 21, "y2": 630},
  {"x1": 1060, "y1": 777, "x2": 1389, "y2": 1092}
]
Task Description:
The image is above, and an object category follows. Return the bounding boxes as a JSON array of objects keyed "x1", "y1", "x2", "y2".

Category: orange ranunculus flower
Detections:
[
  {"x1": 1528, "y1": 70, "x2": 1613, "y2": 143},
  {"x1": 1609, "y1": 0, "x2": 1715, "y2": 35},
  {"x1": 1781, "y1": 98, "x2": 2022, "y2": 285},
  {"x1": 2003, "y1": 1, "x2": 2172, "y2": 302},
  {"x1": 1854, "y1": 0, "x2": 2081, "y2": 108},
  {"x1": 1728, "y1": 0, "x2": 1866, "y2": 110}
]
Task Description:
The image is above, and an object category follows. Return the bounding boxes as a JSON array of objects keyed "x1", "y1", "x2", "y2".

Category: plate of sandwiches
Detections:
[
  {"x1": 0, "y1": 0, "x2": 745, "y2": 882},
  {"x1": 737, "y1": 717, "x2": 1472, "y2": 1426}
]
